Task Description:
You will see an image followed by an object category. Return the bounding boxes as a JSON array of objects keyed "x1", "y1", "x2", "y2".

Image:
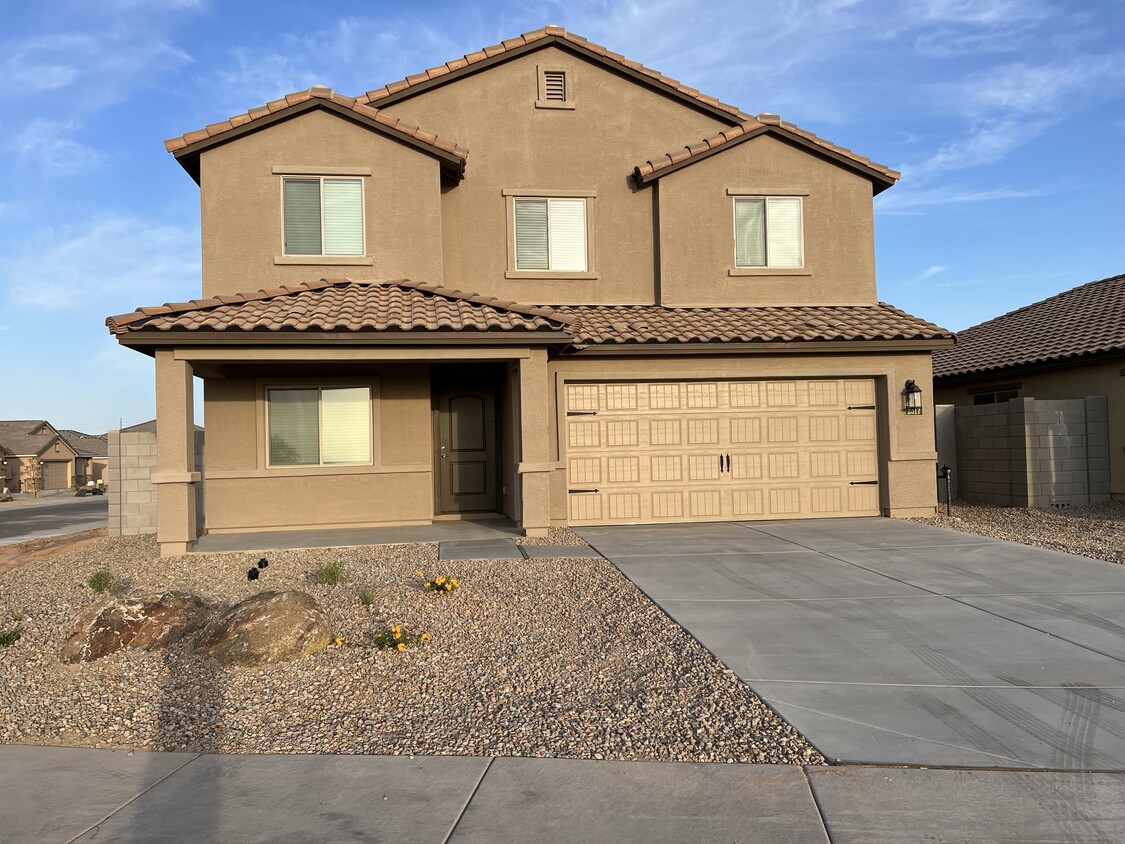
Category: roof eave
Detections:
[
  {"x1": 113, "y1": 329, "x2": 574, "y2": 352},
  {"x1": 567, "y1": 337, "x2": 954, "y2": 354},
  {"x1": 934, "y1": 345, "x2": 1125, "y2": 383},
  {"x1": 170, "y1": 99, "x2": 467, "y2": 184}
]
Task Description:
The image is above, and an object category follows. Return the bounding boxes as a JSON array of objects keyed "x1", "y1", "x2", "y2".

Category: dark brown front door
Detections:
[{"x1": 435, "y1": 387, "x2": 497, "y2": 513}]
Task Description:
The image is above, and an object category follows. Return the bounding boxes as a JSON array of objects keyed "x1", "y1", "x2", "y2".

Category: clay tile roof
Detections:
[
  {"x1": 105, "y1": 279, "x2": 575, "y2": 336},
  {"x1": 59, "y1": 430, "x2": 108, "y2": 458},
  {"x1": 357, "y1": 27, "x2": 752, "y2": 122},
  {"x1": 0, "y1": 420, "x2": 59, "y2": 456},
  {"x1": 164, "y1": 87, "x2": 468, "y2": 169},
  {"x1": 559, "y1": 303, "x2": 951, "y2": 346},
  {"x1": 933, "y1": 273, "x2": 1125, "y2": 379},
  {"x1": 634, "y1": 118, "x2": 900, "y2": 188}
]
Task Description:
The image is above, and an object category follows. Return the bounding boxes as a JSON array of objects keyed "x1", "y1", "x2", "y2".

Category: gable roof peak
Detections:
[{"x1": 357, "y1": 26, "x2": 752, "y2": 122}]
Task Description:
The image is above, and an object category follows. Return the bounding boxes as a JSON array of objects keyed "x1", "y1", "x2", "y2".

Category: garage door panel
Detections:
[{"x1": 566, "y1": 378, "x2": 881, "y2": 525}]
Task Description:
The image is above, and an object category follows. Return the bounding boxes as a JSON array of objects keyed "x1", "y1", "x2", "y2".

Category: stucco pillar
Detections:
[
  {"x1": 517, "y1": 348, "x2": 551, "y2": 537},
  {"x1": 152, "y1": 349, "x2": 200, "y2": 556}
]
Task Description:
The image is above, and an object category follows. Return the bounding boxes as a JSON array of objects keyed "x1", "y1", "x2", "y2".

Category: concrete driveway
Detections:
[{"x1": 578, "y1": 518, "x2": 1125, "y2": 770}]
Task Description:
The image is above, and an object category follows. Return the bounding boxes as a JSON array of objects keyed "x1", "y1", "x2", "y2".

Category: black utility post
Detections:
[{"x1": 937, "y1": 464, "x2": 953, "y2": 516}]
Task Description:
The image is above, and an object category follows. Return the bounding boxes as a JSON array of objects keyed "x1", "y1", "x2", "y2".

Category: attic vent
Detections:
[
  {"x1": 543, "y1": 71, "x2": 566, "y2": 101},
  {"x1": 536, "y1": 67, "x2": 575, "y2": 110}
]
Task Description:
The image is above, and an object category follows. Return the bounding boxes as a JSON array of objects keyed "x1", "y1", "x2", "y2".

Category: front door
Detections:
[{"x1": 435, "y1": 387, "x2": 498, "y2": 513}]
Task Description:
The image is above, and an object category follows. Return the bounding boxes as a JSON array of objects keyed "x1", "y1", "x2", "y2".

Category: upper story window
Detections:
[
  {"x1": 514, "y1": 197, "x2": 588, "y2": 272},
  {"x1": 268, "y1": 386, "x2": 372, "y2": 467},
  {"x1": 283, "y1": 177, "x2": 364, "y2": 256},
  {"x1": 733, "y1": 196, "x2": 803, "y2": 269}
]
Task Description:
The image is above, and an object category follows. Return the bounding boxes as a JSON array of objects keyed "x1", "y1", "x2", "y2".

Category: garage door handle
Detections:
[
  {"x1": 724, "y1": 453, "x2": 731, "y2": 473},
  {"x1": 568, "y1": 488, "x2": 600, "y2": 494},
  {"x1": 849, "y1": 480, "x2": 878, "y2": 485},
  {"x1": 566, "y1": 411, "x2": 598, "y2": 416},
  {"x1": 847, "y1": 405, "x2": 876, "y2": 410}
]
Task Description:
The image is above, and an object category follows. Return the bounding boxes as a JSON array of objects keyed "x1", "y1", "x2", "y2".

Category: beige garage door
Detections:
[
  {"x1": 565, "y1": 379, "x2": 880, "y2": 525},
  {"x1": 41, "y1": 461, "x2": 69, "y2": 490}
]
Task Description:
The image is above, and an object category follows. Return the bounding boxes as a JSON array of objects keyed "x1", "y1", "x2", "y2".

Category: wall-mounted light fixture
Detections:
[{"x1": 902, "y1": 379, "x2": 923, "y2": 415}]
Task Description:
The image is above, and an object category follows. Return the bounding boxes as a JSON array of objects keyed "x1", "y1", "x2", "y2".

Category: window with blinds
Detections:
[
  {"x1": 283, "y1": 177, "x2": 364, "y2": 256},
  {"x1": 734, "y1": 197, "x2": 803, "y2": 268},
  {"x1": 513, "y1": 197, "x2": 587, "y2": 272},
  {"x1": 268, "y1": 386, "x2": 372, "y2": 466}
]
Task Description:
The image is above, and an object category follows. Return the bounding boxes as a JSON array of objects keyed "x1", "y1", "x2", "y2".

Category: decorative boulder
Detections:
[
  {"x1": 193, "y1": 590, "x2": 330, "y2": 667},
  {"x1": 60, "y1": 592, "x2": 211, "y2": 664}
]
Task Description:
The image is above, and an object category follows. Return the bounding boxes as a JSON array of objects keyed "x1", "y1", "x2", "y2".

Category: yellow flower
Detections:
[
  {"x1": 450, "y1": 579, "x2": 459, "y2": 588},
  {"x1": 421, "y1": 633, "x2": 431, "y2": 642},
  {"x1": 396, "y1": 642, "x2": 405, "y2": 651},
  {"x1": 416, "y1": 570, "x2": 424, "y2": 578},
  {"x1": 436, "y1": 576, "x2": 446, "y2": 585},
  {"x1": 333, "y1": 637, "x2": 343, "y2": 647}
]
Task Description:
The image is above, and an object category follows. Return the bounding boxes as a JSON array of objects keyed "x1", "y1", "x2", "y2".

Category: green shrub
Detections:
[
  {"x1": 359, "y1": 586, "x2": 376, "y2": 607},
  {"x1": 369, "y1": 625, "x2": 430, "y2": 651},
  {"x1": 87, "y1": 571, "x2": 116, "y2": 594},
  {"x1": 0, "y1": 627, "x2": 21, "y2": 648},
  {"x1": 416, "y1": 569, "x2": 459, "y2": 595},
  {"x1": 317, "y1": 560, "x2": 347, "y2": 586}
]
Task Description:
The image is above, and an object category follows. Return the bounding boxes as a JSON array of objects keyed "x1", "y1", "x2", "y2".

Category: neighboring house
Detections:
[
  {"x1": 59, "y1": 429, "x2": 110, "y2": 486},
  {"x1": 0, "y1": 420, "x2": 79, "y2": 492},
  {"x1": 934, "y1": 273, "x2": 1124, "y2": 501},
  {"x1": 105, "y1": 26, "x2": 952, "y2": 556}
]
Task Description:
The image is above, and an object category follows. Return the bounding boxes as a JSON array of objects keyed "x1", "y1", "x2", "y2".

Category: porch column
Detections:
[
  {"x1": 152, "y1": 349, "x2": 200, "y2": 556},
  {"x1": 517, "y1": 348, "x2": 551, "y2": 537}
]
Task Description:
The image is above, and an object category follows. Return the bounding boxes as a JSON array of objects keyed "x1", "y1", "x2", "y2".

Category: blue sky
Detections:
[{"x1": 1, "y1": 0, "x2": 1122, "y2": 432}]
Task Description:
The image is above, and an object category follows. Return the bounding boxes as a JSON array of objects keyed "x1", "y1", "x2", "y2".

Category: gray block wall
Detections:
[
  {"x1": 108, "y1": 430, "x2": 205, "y2": 537},
  {"x1": 953, "y1": 396, "x2": 1110, "y2": 508}
]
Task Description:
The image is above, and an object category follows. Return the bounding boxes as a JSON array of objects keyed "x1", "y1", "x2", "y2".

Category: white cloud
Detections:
[
  {"x1": 2, "y1": 215, "x2": 200, "y2": 313},
  {"x1": 7, "y1": 119, "x2": 105, "y2": 175},
  {"x1": 876, "y1": 182, "x2": 1058, "y2": 212}
]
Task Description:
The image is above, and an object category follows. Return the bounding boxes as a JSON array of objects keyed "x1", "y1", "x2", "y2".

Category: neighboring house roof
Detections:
[
  {"x1": 59, "y1": 430, "x2": 109, "y2": 458},
  {"x1": 562, "y1": 303, "x2": 950, "y2": 346},
  {"x1": 0, "y1": 420, "x2": 62, "y2": 457},
  {"x1": 106, "y1": 279, "x2": 575, "y2": 336},
  {"x1": 106, "y1": 280, "x2": 950, "y2": 347},
  {"x1": 933, "y1": 273, "x2": 1125, "y2": 380},
  {"x1": 119, "y1": 420, "x2": 204, "y2": 434},
  {"x1": 164, "y1": 86, "x2": 469, "y2": 183},
  {"x1": 357, "y1": 26, "x2": 751, "y2": 122},
  {"x1": 633, "y1": 115, "x2": 899, "y2": 193}
]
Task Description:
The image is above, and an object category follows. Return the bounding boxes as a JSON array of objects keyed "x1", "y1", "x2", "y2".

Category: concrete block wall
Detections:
[
  {"x1": 108, "y1": 429, "x2": 204, "y2": 537},
  {"x1": 953, "y1": 396, "x2": 1110, "y2": 508}
]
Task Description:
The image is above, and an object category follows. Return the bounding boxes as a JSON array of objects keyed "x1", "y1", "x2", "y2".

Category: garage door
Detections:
[
  {"x1": 41, "y1": 461, "x2": 69, "y2": 490},
  {"x1": 565, "y1": 379, "x2": 880, "y2": 525}
]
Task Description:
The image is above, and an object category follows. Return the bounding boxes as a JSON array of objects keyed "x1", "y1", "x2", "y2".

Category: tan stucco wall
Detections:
[
  {"x1": 202, "y1": 363, "x2": 435, "y2": 531},
  {"x1": 380, "y1": 46, "x2": 732, "y2": 305},
  {"x1": 936, "y1": 355, "x2": 1125, "y2": 498},
  {"x1": 547, "y1": 350, "x2": 939, "y2": 522},
  {"x1": 198, "y1": 109, "x2": 445, "y2": 298},
  {"x1": 656, "y1": 134, "x2": 877, "y2": 306}
]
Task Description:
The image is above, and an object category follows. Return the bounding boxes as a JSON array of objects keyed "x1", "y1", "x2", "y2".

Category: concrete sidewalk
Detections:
[{"x1": 3, "y1": 746, "x2": 1123, "y2": 843}]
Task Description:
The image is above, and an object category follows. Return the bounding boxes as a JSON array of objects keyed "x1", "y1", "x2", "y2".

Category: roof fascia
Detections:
[
  {"x1": 115, "y1": 330, "x2": 573, "y2": 350},
  {"x1": 172, "y1": 100, "x2": 466, "y2": 184},
  {"x1": 370, "y1": 36, "x2": 746, "y2": 125},
  {"x1": 565, "y1": 338, "x2": 954, "y2": 355},
  {"x1": 934, "y1": 347, "x2": 1125, "y2": 385},
  {"x1": 634, "y1": 125, "x2": 898, "y2": 194}
]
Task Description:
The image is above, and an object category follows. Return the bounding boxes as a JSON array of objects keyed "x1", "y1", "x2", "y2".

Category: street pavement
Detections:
[{"x1": 0, "y1": 495, "x2": 108, "y2": 546}]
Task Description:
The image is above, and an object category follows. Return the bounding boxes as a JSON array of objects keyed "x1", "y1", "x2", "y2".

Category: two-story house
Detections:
[{"x1": 107, "y1": 27, "x2": 952, "y2": 556}]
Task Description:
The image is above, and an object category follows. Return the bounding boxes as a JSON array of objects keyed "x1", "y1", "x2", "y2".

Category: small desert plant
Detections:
[
  {"x1": 369, "y1": 625, "x2": 430, "y2": 651},
  {"x1": 0, "y1": 627, "x2": 21, "y2": 648},
  {"x1": 317, "y1": 560, "x2": 347, "y2": 586},
  {"x1": 9, "y1": 609, "x2": 23, "y2": 623},
  {"x1": 87, "y1": 570, "x2": 116, "y2": 594},
  {"x1": 416, "y1": 569, "x2": 459, "y2": 595},
  {"x1": 359, "y1": 586, "x2": 377, "y2": 608}
]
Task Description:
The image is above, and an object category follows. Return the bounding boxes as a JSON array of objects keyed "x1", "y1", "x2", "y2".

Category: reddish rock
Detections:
[{"x1": 60, "y1": 593, "x2": 211, "y2": 664}]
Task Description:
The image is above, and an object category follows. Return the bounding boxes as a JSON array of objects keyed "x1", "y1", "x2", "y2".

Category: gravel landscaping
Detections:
[
  {"x1": 911, "y1": 499, "x2": 1125, "y2": 565},
  {"x1": 0, "y1": 534, "x2": 822, "y2": 765}
]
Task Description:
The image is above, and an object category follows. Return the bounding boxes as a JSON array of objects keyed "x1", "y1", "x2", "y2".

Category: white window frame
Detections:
[
  {"x1": 280, "y1": 176, "x2": 366, "y2": 257},
  {"x1": 503, "y1": 189, "x2": 598, "y2": 279},
  {"x1": 266, "y1": 386, "x2": 373, "y2": 468},
  {"x1": 732, "y1": 195, "x2": 806, "y2": 270}
]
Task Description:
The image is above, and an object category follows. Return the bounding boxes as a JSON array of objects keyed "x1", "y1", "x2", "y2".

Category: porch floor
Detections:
[{"x1": 190, "y1": 519, "x2": 523, "y2": 554}]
